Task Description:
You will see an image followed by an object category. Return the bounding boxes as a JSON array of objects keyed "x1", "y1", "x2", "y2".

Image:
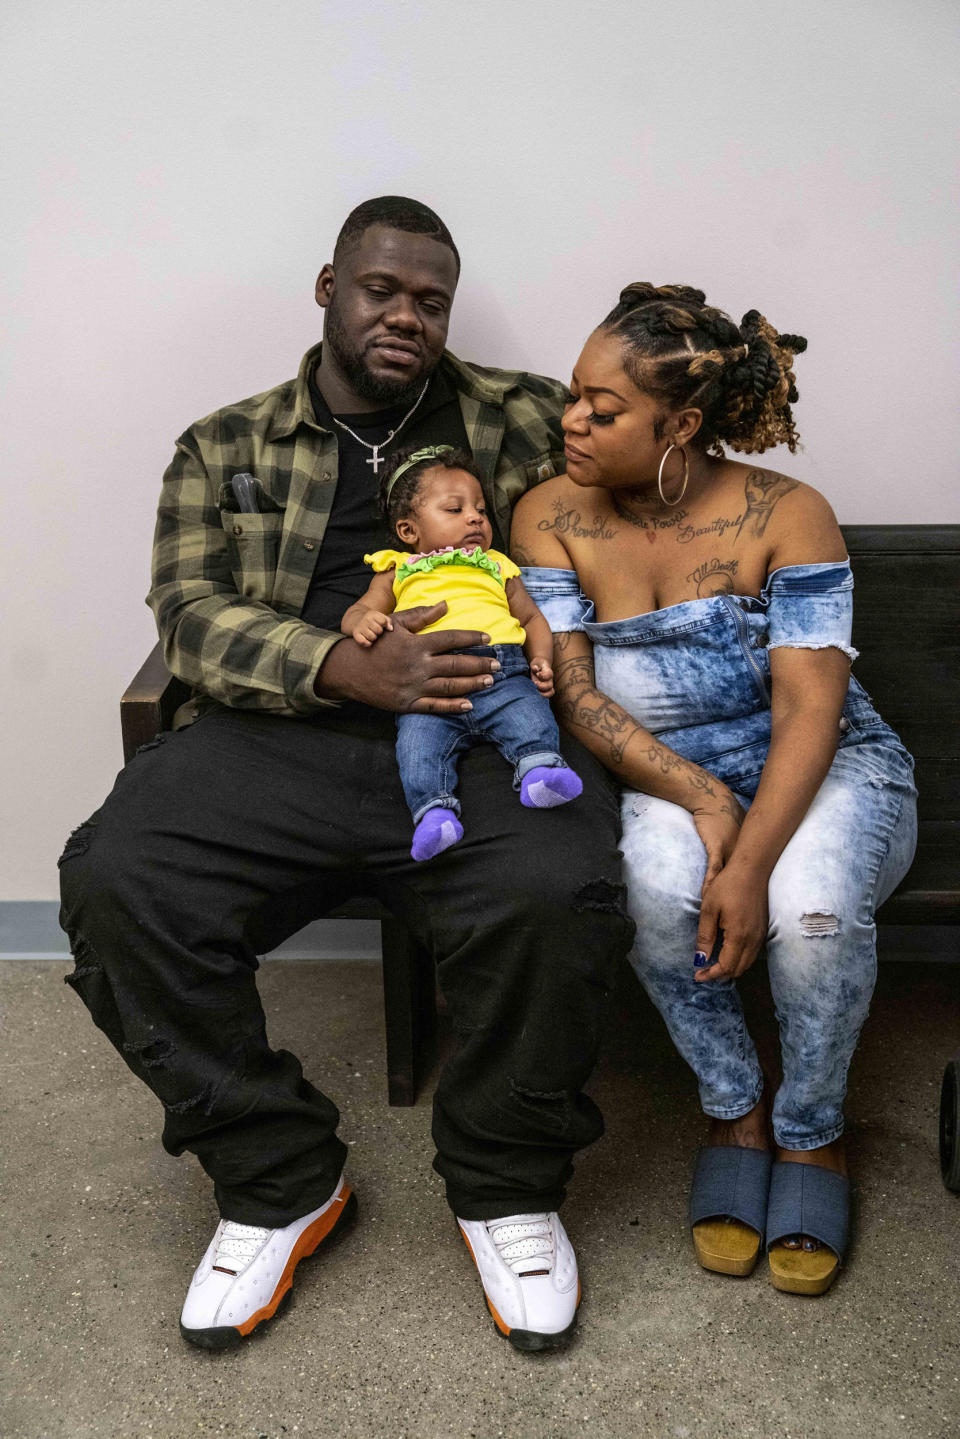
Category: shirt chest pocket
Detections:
[
  {"x1": 220, "y1": 511, "x2": 284, "y2": 602},
  {"x1": 523, "y1": 449, "x2": 565, "y2": 486},
  {"x1": 494, "y1": 449, "x2": 566, "y2": 541}
]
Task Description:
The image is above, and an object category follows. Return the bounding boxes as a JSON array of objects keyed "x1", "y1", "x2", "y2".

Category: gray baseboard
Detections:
[
  {"x1": 0, "y1": 901, "x2": 382, "y2": 961},
  {"x1": 1, "y1": 903, "x2": 955, "y2": 964}
]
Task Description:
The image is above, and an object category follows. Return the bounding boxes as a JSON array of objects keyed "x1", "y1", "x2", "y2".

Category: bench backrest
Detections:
[{"x1": 842, "y1": 525, "x2": 960, "y2": 825}]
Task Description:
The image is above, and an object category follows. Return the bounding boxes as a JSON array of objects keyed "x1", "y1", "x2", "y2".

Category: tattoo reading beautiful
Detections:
[{"x1": 677, "y1": 514, "x2": 744, "y2": 545}]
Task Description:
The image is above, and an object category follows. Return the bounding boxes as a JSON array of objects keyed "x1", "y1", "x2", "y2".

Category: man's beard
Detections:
[{"x1": 324, "y1": 303, "x2": 431, "y2": 408}]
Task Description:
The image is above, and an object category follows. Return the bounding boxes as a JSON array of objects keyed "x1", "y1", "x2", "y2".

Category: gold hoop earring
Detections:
[{"x1": 657, "y1": 444, "x2": 689, "y2": 506}]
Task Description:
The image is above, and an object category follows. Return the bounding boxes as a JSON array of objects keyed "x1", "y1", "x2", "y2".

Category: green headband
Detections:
[{"x1": 384, "y1": 445, "x2": 455, "y2": 500}]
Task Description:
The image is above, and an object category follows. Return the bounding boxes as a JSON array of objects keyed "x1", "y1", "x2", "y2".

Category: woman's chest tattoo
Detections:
[
  {"x1": 685, "y1": 556, "x2": 740, "y2": 597},
  {"x1": 537, "y1": 499, "x2": 617, "y2": 541}
]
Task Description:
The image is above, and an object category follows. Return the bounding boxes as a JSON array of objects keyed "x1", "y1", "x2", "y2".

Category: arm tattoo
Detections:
[
  {"x1": 735, "y1": 469, "x2": 799, "y2": 541},
  {"x1": 554, "y1": 654, "x2": 635, "y2": 763},
  {"x1": 554, "y1": 650, "x2": 721, "y2": 794}
]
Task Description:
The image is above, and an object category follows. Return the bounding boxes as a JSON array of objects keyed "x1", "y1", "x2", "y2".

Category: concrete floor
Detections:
[{"x1": 2, "y1": 956, "x2": 958, "y2": 1439}]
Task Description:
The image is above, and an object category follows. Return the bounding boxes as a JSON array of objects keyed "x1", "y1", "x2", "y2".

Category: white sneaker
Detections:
[
  {"x1": 457, "y1": 1211, "x2": 580, "y2": 1351},
  {"x1": 180, "y1": 1174, "x2": 356, "y2": 1349}
]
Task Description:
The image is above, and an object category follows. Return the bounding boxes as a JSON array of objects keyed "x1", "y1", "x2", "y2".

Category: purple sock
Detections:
[
  {"x1": 519, "y1": 765, "x2": 583, "y2": 809},
  {"x1": 411, "y1": 807, "x2": 463, "y2": 862}
]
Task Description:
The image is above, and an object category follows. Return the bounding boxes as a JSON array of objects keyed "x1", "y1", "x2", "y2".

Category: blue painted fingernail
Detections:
[{"x1": 693, "y1": 951, "x2": 709, "y2": 968}]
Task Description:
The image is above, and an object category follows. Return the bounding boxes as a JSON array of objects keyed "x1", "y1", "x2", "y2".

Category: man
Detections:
[{"x1": 59, "y1": 197, "x2": 633, "y2": 1354}]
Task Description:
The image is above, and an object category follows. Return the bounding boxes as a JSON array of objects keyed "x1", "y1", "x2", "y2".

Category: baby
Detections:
[{"x1": 341, "y1": 445, "x2": 582, "y2": 860}]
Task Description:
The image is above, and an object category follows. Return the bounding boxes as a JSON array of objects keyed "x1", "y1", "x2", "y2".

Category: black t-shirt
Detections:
[{"x1": 300, "y1": 366, "x2": 470, "y2": 633}]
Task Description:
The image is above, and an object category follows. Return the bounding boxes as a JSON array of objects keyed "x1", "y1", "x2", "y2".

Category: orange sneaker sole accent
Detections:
[
  {"x1": 235, "y1": 1184, "x2": 353, "y2": 1336},
  {"x1": 459, "y1": 1226, "x2": 511, "y2": 1335},
  {"x1": 459, "y1": 1224, "x2": 582, "y2": 1342}
]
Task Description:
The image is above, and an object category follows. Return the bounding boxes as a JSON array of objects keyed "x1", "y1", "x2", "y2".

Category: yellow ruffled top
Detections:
[{"x1": 364, "y1": 546, "x2": 526, "y2": 644}]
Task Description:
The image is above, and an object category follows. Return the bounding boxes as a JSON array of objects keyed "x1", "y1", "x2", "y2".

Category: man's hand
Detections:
[
  {"x1": 529, "y1": 658, "x2": 555, "y2": 697},
  {"x1": 316, "y1": 602, "x2": 499, "y2": 713},
  {"x1": 351, "y1": 611, "x2": 394, "y2": 648}
]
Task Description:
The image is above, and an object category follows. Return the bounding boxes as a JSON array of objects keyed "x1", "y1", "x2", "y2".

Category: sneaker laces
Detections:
[
  {"x1": 485, "y1": 1214, "x2": 555, "y2": 1276},
  {"x1": 213, "y1": 1220, "x2": 273, "y2": 1274}
]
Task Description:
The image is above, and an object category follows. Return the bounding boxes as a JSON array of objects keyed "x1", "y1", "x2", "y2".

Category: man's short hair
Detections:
[{"x1": 333, "y1": 196, "x2": 460, "y2": 274}]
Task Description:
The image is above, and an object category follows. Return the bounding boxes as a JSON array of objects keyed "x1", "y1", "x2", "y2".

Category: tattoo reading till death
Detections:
[{"x1": 686, "y1": 556, "x2": 740, "y2": 597}]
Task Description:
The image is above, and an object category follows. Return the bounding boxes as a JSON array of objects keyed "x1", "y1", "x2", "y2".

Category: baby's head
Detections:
[{"x1": 379, "y1": 445, "x2": 493, "y2": 555}]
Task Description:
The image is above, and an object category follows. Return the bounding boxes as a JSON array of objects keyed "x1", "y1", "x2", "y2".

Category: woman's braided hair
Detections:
[{"x1": 602, "y1": 283, "x2": 807, "y2": 455}]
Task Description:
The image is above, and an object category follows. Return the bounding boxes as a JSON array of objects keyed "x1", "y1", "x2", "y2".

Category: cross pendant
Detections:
[{"x1": 366, "y1": 448, "x2": 384, "y2": 475}]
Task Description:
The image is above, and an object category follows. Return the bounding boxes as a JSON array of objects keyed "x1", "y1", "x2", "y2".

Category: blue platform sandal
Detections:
[
  {"x1": 689, "y1": 1146, "x2": 773, "y2": 1276},
  {"x1": 766, "y1": 1161, "x2": 849, "y2": 1295}
]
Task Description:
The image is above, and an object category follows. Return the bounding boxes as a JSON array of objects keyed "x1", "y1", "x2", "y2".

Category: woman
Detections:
[{"x1": 511, "y1": 284, "x2": 917, "y2": 1294}]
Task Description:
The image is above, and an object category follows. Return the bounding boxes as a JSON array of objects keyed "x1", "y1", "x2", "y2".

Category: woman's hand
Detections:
[
  {"x1": 691, "y1": 790, "x2": 745, "y2": 895},
  {"x1": 694, "y1": 860, "x2": 769, "y2": 984}
]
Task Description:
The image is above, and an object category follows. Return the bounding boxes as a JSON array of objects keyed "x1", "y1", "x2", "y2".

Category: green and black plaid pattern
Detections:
[{"x1": 149, "y1": 342, "x2": 568, "y2": 715}]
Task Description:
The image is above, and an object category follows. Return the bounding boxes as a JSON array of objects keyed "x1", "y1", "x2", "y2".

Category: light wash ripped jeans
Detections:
[{"x1": 523, "y1": 561, "x2": 918, "y2": 1150}]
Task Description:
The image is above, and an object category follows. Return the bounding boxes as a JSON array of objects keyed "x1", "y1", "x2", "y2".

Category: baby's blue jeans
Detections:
[{"x1": 395, "y1": 644, "x2": 565, "y2": 824}]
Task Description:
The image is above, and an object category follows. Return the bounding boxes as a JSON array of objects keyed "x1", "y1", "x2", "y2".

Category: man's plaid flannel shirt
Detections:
[{"x1": 149, "y1": 342, "x2": 568, "y2": 716}]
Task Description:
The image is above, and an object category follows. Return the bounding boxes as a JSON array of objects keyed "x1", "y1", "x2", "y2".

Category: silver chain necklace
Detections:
[{"x1": 330, "y1": 379, "x2": 430, "y2": 475}]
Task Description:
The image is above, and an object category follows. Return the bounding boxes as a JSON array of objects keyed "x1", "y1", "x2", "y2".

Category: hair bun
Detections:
[{"x1": 618, "y1": 282, "x2": 707, "y2": 309}]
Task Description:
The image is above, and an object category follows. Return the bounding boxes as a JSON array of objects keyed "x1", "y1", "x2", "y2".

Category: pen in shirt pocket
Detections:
[{"x1": 231, "y1": 472, "x2": 259, "y2": 513}]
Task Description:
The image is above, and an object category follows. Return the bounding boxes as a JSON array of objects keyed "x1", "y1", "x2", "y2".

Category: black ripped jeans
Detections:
[{"x1": 58, "y1": 704, "x2": 633, "y2": 1227}]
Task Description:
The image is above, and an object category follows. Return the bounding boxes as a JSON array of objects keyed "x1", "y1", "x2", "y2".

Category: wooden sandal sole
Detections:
[
  {"x1": 693, "y1": 1218, "x2": 761, "y2": 1276},
  {"x1": 768, "y1": 1241, "x2": 839, "y2": 1295}
]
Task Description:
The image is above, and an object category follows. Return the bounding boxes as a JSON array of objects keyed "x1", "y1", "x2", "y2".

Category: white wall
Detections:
[{"x1": 2, "y1": 0, "x2": 957, "y2": 900}]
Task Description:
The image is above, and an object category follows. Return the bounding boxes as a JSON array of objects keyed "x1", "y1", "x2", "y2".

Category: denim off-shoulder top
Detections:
[{"x1": 521, "y1": 561, "x2": 904, "y2": 796}]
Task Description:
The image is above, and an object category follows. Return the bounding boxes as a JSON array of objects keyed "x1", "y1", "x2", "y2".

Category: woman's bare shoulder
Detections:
[
  {"x1": 513, "y1": 474, "x2": 580, "y2": 522},
  {"x1": 728, "y1": 463, "x2": 846, "y2": 566},
  {"x1": 510, "y1": 475, "x2": 584, "y2": 567}
]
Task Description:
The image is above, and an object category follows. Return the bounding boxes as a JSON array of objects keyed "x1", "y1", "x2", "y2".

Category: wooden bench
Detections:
[{"x1": 121, "y1": 524, "x2": 959, "y2": 1107}]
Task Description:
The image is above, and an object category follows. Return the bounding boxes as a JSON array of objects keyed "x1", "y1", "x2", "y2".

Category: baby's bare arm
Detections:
[
  {"x1": 342, "y1": 571, "x2": 398, "y2": 644},
  {"x1": 505, "y1": 576, "x2": 555, "y2": 694}
]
